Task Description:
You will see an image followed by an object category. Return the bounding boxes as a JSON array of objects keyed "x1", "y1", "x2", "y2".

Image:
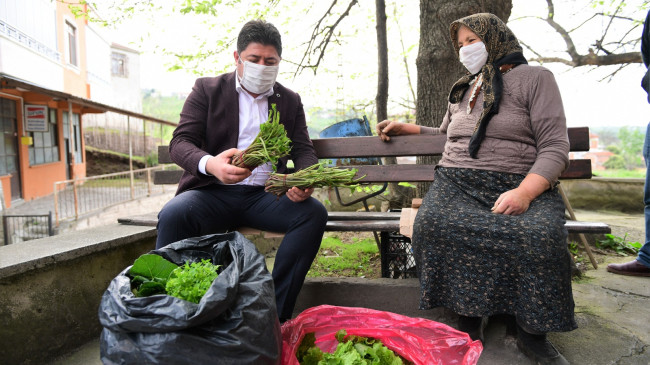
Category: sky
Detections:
[{"x1": 104, "y1": 0, "x2": 650, "y2": 129}]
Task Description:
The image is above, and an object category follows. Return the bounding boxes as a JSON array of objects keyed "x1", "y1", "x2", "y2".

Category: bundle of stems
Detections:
[
  {"x1": 265, "y1": 163, "x2": 365, "y2": 196},
  {"x1": 231, "y1": 103, "x2": 291, "y2": 170}
]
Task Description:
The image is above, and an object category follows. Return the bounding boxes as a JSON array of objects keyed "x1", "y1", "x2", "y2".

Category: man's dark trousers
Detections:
[{"x1": 156, "y1": 184, "x2": 327, "y2": 320}]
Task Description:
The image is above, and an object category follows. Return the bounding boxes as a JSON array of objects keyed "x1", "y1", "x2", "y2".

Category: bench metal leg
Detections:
[{"x1": 559, "y1": 185, "x2": 598, "y2": 269}]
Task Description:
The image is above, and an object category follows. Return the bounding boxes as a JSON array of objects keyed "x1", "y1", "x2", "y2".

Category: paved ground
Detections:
[{"x1": 18, "y1": 193, "x2": 647, "y2": 364}]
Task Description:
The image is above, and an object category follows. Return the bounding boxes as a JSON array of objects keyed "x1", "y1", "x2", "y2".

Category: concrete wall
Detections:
[
  {"x1": 561, "y1": 178, "x2": 644, "y2": 214},
  {"x1": 0, "y1": 224, "x2": 157, "y2": 365}
]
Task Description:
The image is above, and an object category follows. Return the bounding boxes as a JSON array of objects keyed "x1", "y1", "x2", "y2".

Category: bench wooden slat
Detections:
[
  {"x1": 313, "y1": 134, "x2": 448, "y2": 158},
  {"x1": 567, "y1": 126, "x2": 590, "y2": 152},
  {"x1": 560, "y1": 159, "x2": 592, "y2": 179},
  {"x1": 159, "y1": 145, "x2": 172, "y2": 164},
  {"x1": 324, "y1": 158, "x2": 592, "y2": 183},
  {"x1": 154, "y1": 169, "x2": 184, "y2": 185},
  {"x1": 158, "y1": 127, "x2": 591, "y2": 163},
  {"x1": 154, "y1": 158, "x2": 593, "y2": 184},
  {"x1": 564, "y1": 221, "x2": 610, "y2": 234},
  {"x1": 327, "y1": 211, "x2": 400, "y2": 220},
  {"x1": 118, "y1": 213, "x2": 611, "y2": 235}
]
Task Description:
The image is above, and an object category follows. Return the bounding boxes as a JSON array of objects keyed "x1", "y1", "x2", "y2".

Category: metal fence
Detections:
[
  {"x1": 53, "y1": 166, "x2": 169, "y2": 225},
  {"x1": 3, "y1": 212, "x2": 54, "y2": 245}
]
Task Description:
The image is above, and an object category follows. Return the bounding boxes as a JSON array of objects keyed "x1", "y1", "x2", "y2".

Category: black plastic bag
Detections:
[{"x1": 98, "y1": 231, "x2": 281, "y2": 364}]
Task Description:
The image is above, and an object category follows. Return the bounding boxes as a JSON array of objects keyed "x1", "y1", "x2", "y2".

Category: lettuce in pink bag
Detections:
[{"x1": 281, "y1": 305, "x2": 483, "y2": 365}]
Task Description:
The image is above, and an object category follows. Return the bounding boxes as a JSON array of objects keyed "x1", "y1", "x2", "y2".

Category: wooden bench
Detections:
[{"x1": 119, "y1": 126, "x2": 610, "y2": 274}]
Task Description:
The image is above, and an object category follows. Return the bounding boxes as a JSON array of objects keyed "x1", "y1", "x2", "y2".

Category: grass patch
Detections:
[
  {"x1": 307, "y1": 235, "x2": 381, "y2": 278},
  {"x1": 86, "y1": 146, "x2": 148, "y2": 165},
  {"x1": 592, "y1": 169, "x2": 645, "y2": 179}
]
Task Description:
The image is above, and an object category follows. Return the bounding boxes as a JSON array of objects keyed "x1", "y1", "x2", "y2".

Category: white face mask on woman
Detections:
[
  {"x1": 459, "y1": 41, "x2": 488, "y2": 75},
  {"x1": 238, "y1": 58, "x2": 279, "y2": 94}
]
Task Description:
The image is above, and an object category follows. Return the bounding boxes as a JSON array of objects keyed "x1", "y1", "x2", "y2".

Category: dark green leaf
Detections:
[
  {"x1": 135, "y1": 281, "x2": 167, "y2": 297},
  {"x1": 129, "y1": 254, "x2": 179, "y2": 281}
]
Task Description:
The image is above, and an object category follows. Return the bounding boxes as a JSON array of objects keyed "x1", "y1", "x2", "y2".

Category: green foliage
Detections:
[
  {"x1": 142, "y1": 90, "x2": 185, "y2": 126},
  {"x1": 129, "y1": 254, "x2": 179, "y2": 297},
  {"x1": 146, "y1": 151, "x2": 159, "y2": 166},
  {"x1": 266, "y1": 163, "x2": 363, "y2": 196},
  {"x1": 617, "y1": 126, "x2": 644, "y2": 169},
  {"x1": 353, "y1": 184, "x2": 390, "y2": 196},
  {"x1": 307, "y1": 236, "x2": 379, "y2": 278},
  {"x1": 605, "y1": 145, "x2": 621, "y2": 155},
  {"x1": 592, "y1": 169, "x2": 646, "y2": 178},
  {"x1": 595, "y1": 233, "x2": 642, "y2": 256},
  {"x1": 85, "y1": 145, "x2": 148, "y2": 165},
  {"x1": 165, "y1": 259, "x2": 221, "y2": 304},
  {"x1": 128, "y1": 254, "x2": 220, "y2": 303},
  {"x1": 296, "y1": 329, "x2": 408, "y2": 365},
  {"x1": 232, "y1": 104, "x2": 291, "y2": 170},
  {"x1": 568, "y1": 241, "x2": 579, "y2": 256},
  {"x1": 603, "y1": 155, "x2": 626, "y2": 170}
]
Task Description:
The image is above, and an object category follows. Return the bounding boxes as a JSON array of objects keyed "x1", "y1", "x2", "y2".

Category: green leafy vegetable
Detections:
[
  {"x1": 296, "y1": 329, "x2": 411, "y2": 365},
  {"x1": 165, "y1": 259, "x2": 221, "y2": 304},
  {"x1": 129, "y1": 254, "x2": 179, "y2": 297},
  {"x1": 231, "y1": 103, "x2": 291, "y2": 170},
  {"x1": 265, "y1": 163, "x2": 365, "y2": 196}
]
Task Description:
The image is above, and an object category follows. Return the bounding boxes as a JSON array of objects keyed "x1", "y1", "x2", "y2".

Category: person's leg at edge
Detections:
[
  {"x1": 243, "y1": 191, "x2": 328, "y2": 321},
  {"x1": 639, "y1": 121, "x2": 650, "y2": 267},
  {"x1": 515, "y1": 320, "x2": 569, "y2": 365},
  {"x1": 607, "y1": 121, "x2": 650, "y2": 275},
  {"x1": 155, "y1": 187, "x2": 238, "y2": 249}
]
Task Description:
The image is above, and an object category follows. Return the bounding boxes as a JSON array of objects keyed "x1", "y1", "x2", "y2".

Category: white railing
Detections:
[{"x1": 53, "y1": 166, "x2": 170, "y2": 225}]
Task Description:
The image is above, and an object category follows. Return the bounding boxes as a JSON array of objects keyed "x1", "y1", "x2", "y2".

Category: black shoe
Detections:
[
  {"x1": 516, "y1": 326, "x2": 569, "y2": 365},
  {"x1": 458, "y1": 315, "x2": 487, "y2": 343}
]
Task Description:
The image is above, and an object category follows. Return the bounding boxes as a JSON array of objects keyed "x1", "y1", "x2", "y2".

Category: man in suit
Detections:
[{"x1": 156, "y1": 20, "x2": 328, "y2": 320}]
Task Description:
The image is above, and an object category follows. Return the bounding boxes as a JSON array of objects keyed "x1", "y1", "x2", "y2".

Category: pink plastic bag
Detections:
[{"x1": 281, "y1": 305, "x2": 482, "y2": 365}]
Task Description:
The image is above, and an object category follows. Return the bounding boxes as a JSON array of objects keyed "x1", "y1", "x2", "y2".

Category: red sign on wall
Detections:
[{"x1": 25, "y1": 105, "x2": 49, "y2": 132}]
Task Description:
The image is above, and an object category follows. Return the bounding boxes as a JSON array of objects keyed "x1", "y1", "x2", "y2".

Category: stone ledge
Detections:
[
  {"x1": 0, "y1": 224, "x2": 156, "y2": 280},
  {"x1": 0, "y1": 223, "x2": 157, "y2": 365}
]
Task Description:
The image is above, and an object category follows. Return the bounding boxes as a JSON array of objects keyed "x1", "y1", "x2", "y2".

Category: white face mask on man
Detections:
[
  {"x1": 237, "y1": 58, "x2": 279, "y2": 94},
  {"x1": 459, "y1": 41, "x2": 488, "y2": 75}
]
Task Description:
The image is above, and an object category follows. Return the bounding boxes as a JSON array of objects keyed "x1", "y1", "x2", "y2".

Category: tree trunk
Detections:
[
  {"x1": 415, "y1": 0, "x2": 512, "y2": 197},
  {"x1": 376, "y1": 0, "x2": 388, "y2": 123}
]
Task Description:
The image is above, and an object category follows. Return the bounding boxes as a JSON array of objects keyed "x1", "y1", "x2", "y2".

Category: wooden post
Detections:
[
  {"x1": 128, "y1": 116, "x2": 134, "y2": 200},
  {"x1": 559, "y1": 185, "x2": 598, "y2": 269},
  {"x1": 68, "y1": 101, "x2": 79, "y2": 220}
]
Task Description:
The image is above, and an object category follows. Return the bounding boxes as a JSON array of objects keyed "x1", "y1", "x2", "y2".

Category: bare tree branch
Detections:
[
  {"x1": 293, "y1": 0, "x2": 358, "y2": 77},
  {"x1": 532, "y1": 0, "x2": 643, "y2": 67},
  {"x1": 393, "y1": 3, "x2": 416, "y2": 107}
]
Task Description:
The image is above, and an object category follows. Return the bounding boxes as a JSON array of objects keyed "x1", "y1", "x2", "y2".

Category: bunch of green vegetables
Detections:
[
  {"x1": 231, "y1": 103, "x2": 291, "y2": 170},
  {"x1": 129, "y1": 254, "x2": 221, "y2": 304},
  {"x1": 296, "y1": 329, "x2": 411, "y2": 365},
  {"x1": 265, "y1": 163, "x2": 364, "y2": 196}
]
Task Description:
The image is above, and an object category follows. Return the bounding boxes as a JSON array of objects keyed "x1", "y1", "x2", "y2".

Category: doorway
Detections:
[{"x1": 0, "y1": 98, "x2": 22, "y2": 201}]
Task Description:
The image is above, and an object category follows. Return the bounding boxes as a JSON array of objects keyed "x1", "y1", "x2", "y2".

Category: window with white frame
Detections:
[
  {"x1": 28, "y1": 109, "x2": 60, "y2": 166},
  {"x1": 111, "y1": 52, "x2": 128, "y2": 77},
  {"x1": 65, "y1": 20, "x2": 78, "y2": 66}
]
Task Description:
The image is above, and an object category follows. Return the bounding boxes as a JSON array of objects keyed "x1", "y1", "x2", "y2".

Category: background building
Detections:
[{"x1": 0, "y1": 0, "x2": 150, "y2": 208}]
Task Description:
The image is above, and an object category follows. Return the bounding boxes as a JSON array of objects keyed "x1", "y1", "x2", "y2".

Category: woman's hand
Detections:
[
  {"x1": 491, "y1": 173, "x2": 550, "y2": 216},
  {"x1": 491, "y1": 188, "x2": 533, "y2": 216},
  {"x1": 376, "y1": 120, "x2": 406, "y2": 141},
  {"x1": 205, "y1": 148, "x2": 252, "y2": 184}
]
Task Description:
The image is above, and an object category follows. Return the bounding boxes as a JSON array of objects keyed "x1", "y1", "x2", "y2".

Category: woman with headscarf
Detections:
[{"x1": 377, "y1": 13, "x2": 574, "y2": 365}]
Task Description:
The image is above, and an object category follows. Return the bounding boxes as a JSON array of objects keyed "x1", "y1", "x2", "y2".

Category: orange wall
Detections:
[
  {"x1": 17, "y1": 101, "x2": 70, "y2": 202},
  {"x1": 0, "y1": 93, "x2": 88, "y2": 206},
  {"x1": 0, "y1": 175, "x2": 11, "y2": 209},
  {"x1": 56, "y1": 2, "x2": 89, "y2": 99}
]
